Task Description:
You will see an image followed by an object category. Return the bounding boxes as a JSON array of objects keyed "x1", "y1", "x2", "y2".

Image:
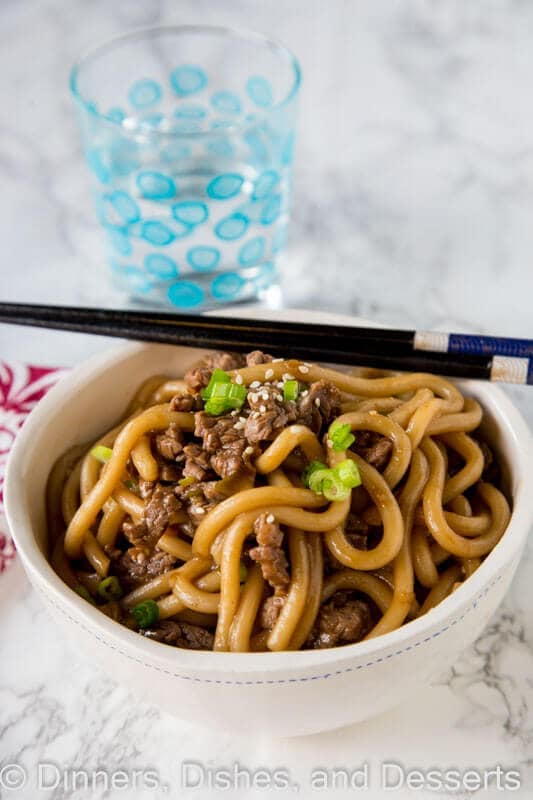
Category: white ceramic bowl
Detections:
[{"x1": 5, "y1": 313, "x2": 533, "y2": 737}]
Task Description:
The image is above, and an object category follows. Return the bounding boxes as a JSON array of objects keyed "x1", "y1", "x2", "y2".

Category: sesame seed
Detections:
[
  {"x1": 290, "y1": 425, "x2": 300, "y2": 434},
  {"x1": 276, "y1": 394, "x2": 283, "y2": 402},
  {"x1": 137, "y1": 553, "x2": 146, "y2": 564},
  {"x1": 272, "y1": 358, "x2": 283, "y2": 363},
  {"x1": 298, "y1": 365, "x2": 310, "y2": 374},
  {"x1": 250, "y1": 381, "x2": 261, "y2": 389},
  {"x1": 301, "y1": 390, "x2": 309, "y2": 397},
  {"x1": 235, "y1": 374, "x2": 243, "y2": 385},
  {"x1": 259, "y1": 404, "x2": 266, "y2": 414},
  {"x1": 261, "y1": 391, "x2": 269, "y2": 400},
  {"x1": 239, "y1": 416, "x2": 246, "y2": 423},
  {"x1": 282, "y1": 373, "x2": 295, "y2": 381},
  {"x1": 314, "y1": 397, "x2": 321, "y2": 407},
  {"x1": 265, "y1": 368, "x2": 274, "y2": 380},
  {"x1": 234, "y1": 421, "x2": 244, "y2": 430},
  {"x1": 249, "y1": 392, "x2": 258, "y2": 403},
  {"x1": 368, "y1": 409, "x2": 378, "y2": 416},
  {"x1": 194, "y1": 506, "x2": 206, "y2": 515},
  {"x1": 244, "y1": 446, "x2": 254, "y2": 455},
  {"x1": 266, "y1": 513, "x2": 275, "y2": 524}
]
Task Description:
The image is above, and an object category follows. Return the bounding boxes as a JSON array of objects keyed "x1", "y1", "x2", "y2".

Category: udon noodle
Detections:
[{"x1": 48, "y1": 351, "x2": 511, "y2": 652}]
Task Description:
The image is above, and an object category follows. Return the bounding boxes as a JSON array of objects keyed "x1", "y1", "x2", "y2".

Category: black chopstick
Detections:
[{"x1": 0, "y1": 301, "x2": 530, "y2": 385}]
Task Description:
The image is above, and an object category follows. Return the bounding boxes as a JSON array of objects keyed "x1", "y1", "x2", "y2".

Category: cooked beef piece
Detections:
[
  {"x1": 308, "y1": 591, "x2": 373, "y2": 649},
  {"x1": 154, "y1": 422, "x2": 183, "y2": 460},
  {"x1": 159, "y1": 462, "x2": 182, "y2": 482},
  {"x1": 352, "y1": 430, "x2": 392, "y2": 471},
  {"x1": 115, "y1": 547, "x2": 176, "y2": 588},
  {"x1": 249, "y1": 513, "x2": 290, "y2": 591},
  {"x1": 144, "y1": 484, "x2": 183, "y2": 540},
  {"x1": 142, "y1": 620, "x2": 214, "y2": 650},
  {"x1": 122, "y1": 519, "x2": 150, "y2": 547},
  {"x1": 169, "y1": 393, "x2": 198, "y2": 412},
  {"x1": 246, "y1": 350, "x2": 273, "y2": 366},
  {"x1": 138, "y1": 480, "x2": 154, "y2": 500},
  {"x1": 297, "y1": 379, "x2": 341, "y2": 433},
  {"x1": 187, "y1": 497, "x2": 216, "y2": 525},
  {"x1": 259, "y1": 594, "x2": 285, "y2": 630},
  {"x1": 182, "y1": 444, "x2": 212, "y2": 482},
  {"x1": 245, "y1": 384, "x2": 293, "y2": 443},
  {"x1": 195, "y1": 412, "x2": 258, "y2": 479},
  {"x1": 201, "y1": 480, "x2": 228, "y2": 504},
  {"x1": 185, "y1": 351, "x2": 246, "y2": 394}
]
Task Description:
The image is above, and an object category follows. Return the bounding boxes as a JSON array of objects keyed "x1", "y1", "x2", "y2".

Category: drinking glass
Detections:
[{"x1": 70, "y1": 25, "x2": 301, "y2": 310}]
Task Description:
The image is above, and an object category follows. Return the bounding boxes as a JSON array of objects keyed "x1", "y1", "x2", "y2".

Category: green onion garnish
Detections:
[
  {"x1": 179, "y1": 475, "x2": 196, "y2": 488},
  {"x1": 97, "y1": 576, "x2": 123, "y2": 601},
  {"x1": 283, "y1": 379, "x2": 299, "y2": 402},
  {"x1": 74, "y1": 585, "x2": 94, "y2": 603},
  {"x1": 204, "y1": 381, "x2": 247, "y2": 416},
  {"x1": 132, "y1": 599, "x2": 159, "y2": 629},
  {"x1": 201, "y1": 368, "x2": 231, "y2": 400},
  {"x1": 329, "y1": 421, "x2": 356, "y2": 452},
  {"x1": 302, "y1": 458, "x2": 361, "y2": 502},
  {"x1": 90, "y1": 445, "x2": 113, "y2": 463}
]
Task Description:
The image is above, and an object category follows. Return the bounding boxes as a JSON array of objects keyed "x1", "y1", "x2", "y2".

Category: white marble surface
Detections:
[{"x1": 1, "y1": 1, "x2": 532, "y2": 798}]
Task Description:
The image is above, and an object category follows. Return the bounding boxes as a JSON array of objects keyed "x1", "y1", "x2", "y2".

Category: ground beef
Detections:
[
  {"x1": 259, "y1": 594, "x2": 285, "y2": 630},
  {"x1": 154, "y1": 423, "x2": 183, "y2": 460},
  {"x1": 195, "y1": 411, "x2": 258, "y2": 479},
  {"x1": 308, "y1": 591, "x2": 373, "y2": 649},
  {"x1": 249, "y1": 513, "x2": 290, "y2": 591},
  {"x1": 115, "y1": 547, "x2": 176, "y2": 589},
  {"x1": 144, "y1": 484, "x2": 183, "y2": 540},
  {"x1": 169, "y1": 393, "x2": 199, "y2": 412},
  {"x1": 138, "y1": 480, "x2": 154, "y2": 499},
  {"x1": 297, "y1": 379, "x2": 341, "y2": 433},
  {"x1": 122, "y1": 519, "x2": 150, "y2": 547},
  {"x1": 185, "y1": 351, "x2": 246, "y2": 394},
  {"x1": 245, "y1": 384, "x2": 294, "y2": 443},
  {"x1": 352, "y1": 430, "x2": 392, "y2": 471},
  {"x1": 158, "y1": 462, "x2": 181, "y2": 482},
  {"x1": 182, "y1": 444, "x2": 212, "y2": 482},
  {"x1": 142, "y1": 620, "x2": 214, "y2": 650},
  {"x1": 246, "y1": 350, "x2": 273, "y2": 366}
]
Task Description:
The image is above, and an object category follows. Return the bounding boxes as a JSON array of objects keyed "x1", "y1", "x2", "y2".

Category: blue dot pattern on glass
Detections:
[
  {"x1": 246, "y1": 76, "x2": 274, "y2": 108},
  {"x1": 187, "y1": 246, "x2": 221, "y2": 272},
  {"x1": 206, "y1": 173, "x2": 244, "y2": 200},
  {"x1": 136, "y1": 171, "x2": 176, "y2": 200},
  {"x1": 87, "y1": 149, "x2": 111, "y2": 184},
  {"x1": 210, "y1": 91, "x2": 242, "y2": 114},
  {"x1": 141, "y1": 220, "x2": 176, "y2": 246},
  {"x1": 128, "y1": 79, "x2": 162, "y2": 109},
  {"x1": 215, "y1": 213, "x2": 249, "y2": 241},
  {"x1": 140, "y1": 111, "x2": 165, "y2": 128},
  {"x1": 172, "y1": 201, "x2": 209, "y2": 226},
  {"x1": 123, "y1": 266, "x2": 152, "y2": 293},
  {"x1": 261, "y1": 194, "x2": 282, "y2": 225},
  {"x1": 106, "y1": 107, "x2": 126, "y2": 123},
  {"x1": 174, "y1": 104, "x2": 207, "y2": 119},
  {"x1": 252, "y1": 170, "x2": 279, "y2": 200},
  {"x1": 211, "y1": 272, "x2": 245, "y2": 300},
  {"x1": 168, "y1": 280, "x2": 205, "y2": 308},
  {"x1": 271, "y1": 225, "x2": 288, "y2": 254},
  {"x1": 145, "y1": 253, "x2": 179, "y2": 279},
  {"x1": 108, "y1": 228, "x2": 132, "y2": 256},
  {"x1": 170, "y1": 65, "x2": 208, "y2": 96},
  {"x1": 238, "y1": 236, "x2": 266, "y2": 266},
  {"x1": 207, "y1": 139, "x2": 234, "y2": 158},
  {"x1": 100, "y1": 191, "x2": 140, "y2": 226}
]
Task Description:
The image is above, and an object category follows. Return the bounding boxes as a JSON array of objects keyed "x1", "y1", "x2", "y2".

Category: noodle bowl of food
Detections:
[{"x1": 5, "y1": 311, "x2": 532, "y2": 737}]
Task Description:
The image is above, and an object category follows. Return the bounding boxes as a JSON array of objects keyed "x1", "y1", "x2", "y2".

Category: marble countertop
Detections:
[{"x1": 1, "y1": 1, "x2": 532, "y2": 798}]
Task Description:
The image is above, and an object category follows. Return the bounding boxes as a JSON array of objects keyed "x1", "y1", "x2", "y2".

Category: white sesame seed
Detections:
[
  {"x1": 235, "y1": 374, "x2": 243, "y2": 385},
  {"x1": 276, "y1": 394, "x2": 283, "y2": 402},
  {"x1": 249, "y1": 392, "x2": 258, "y2": 403},
  {"x1": 137, "y1": 552, "x2": 146, "y2": 564},
  {"x1": 261, "y1": 391, "x2": 269, "y2": 400},
  {"x1": 266, "y1": 513, "x2": 275, "y2": 524},
  {"x1": 314, "y1": 397, "x2": 321, "y2": 408},
  {"x1": 231, "y1": 409, "x2": 239, "y2": 417},
  {"x1": 265, "y1": 368, "x2": 274, "y2": 380},
  {"x1": 368, "y1": 409, "x2": 378, "y2": 416},
  {"x1": 244, "y1": 446, "x2": 255, "y2": 455},
  {"x1": 301, "y1": 390, "x2": 309, "y2": 397},
  {"x1": 234, "y1": 421, "x2": 244, "y2": 430},
  {"x1": 290, "y1": 425, "x2": 300, "y2": 434},
  {"x1": 239, "y1": 416, "x2": 246, "y2": 423},
  {"x1": 282, "y1": 373, "x2": 295, "y2": 381},
  {"x1": 194, "y1": 506, "x2": 206, "y2": 515},
  {"x1": 298, "y1": 365, "x2": 310, "y2": 374},
  {"x1": 272, "y1": 358, "x2": 283, "y2": 363},
  {"x1": 259, "y1": 404, "x2": 266, "y2": 414},
  {"x1": 250, "y1": 381, "x2": 261, "y2": 389}
]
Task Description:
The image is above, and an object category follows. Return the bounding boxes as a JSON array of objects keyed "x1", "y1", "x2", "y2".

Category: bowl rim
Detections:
[{"x1": 5, "y1": 314, "x2": 533, "y2": 675}]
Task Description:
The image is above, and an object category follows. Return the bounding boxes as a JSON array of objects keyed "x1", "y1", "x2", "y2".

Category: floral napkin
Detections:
[{"x1": 0, "y1": 362, "x2": 67, "y2": 574}]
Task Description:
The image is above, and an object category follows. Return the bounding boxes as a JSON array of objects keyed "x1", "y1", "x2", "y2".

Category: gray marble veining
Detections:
[{"x1": 0, "y1": 1, "x2": 532, "y2": 798}]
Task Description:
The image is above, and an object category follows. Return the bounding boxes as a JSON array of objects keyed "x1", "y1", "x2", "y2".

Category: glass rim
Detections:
[{"x1": 69, "y1": 23, "x2": 302, "y2": 140}]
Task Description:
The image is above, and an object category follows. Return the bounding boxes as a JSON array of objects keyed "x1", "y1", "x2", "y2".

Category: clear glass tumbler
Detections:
[{"x1": 70, "y1": 25, "x2": 301, "y2": 311}]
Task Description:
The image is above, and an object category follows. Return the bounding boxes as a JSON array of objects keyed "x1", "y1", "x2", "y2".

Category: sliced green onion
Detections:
[
  {"x1": 74, "y1": 585, "x2": 94, "y2": 603},
  {"x1": 283, "y1": 379, "x2": 299, "y2": 402},
  {"x1": 90, "y1": 445, "x2": 113, "y2": 463},
  {"x1": 179, "y1": 476, "x2": 196, "y2": 488},
  {"x1": 239, "y1": 562, "x2": 248, "y2": 583},
  {"x1": 201, "y1": 368, "x2": 231, "y2": 400},
  {"x1": 204, "y1": 381, "x2": 247, "y2": 416},
  {"x1": 97, "y1": 576, "x2": 123, "y2": 601},
  {"x1": 302, "y1": 458, "x2": 361, "y2": 502},
  {"x1": 132, "y1": 599, "x2": 159, "y2": 629},
  {"x1": 329, "y1": 421, "x2": 356, "y2": 452}
]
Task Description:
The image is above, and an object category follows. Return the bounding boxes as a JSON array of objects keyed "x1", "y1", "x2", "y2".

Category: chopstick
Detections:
[{"x1": 0, "y1": 301, "x2": 531, "y2": 385}]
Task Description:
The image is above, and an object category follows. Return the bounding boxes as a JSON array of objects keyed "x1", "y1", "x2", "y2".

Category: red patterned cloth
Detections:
[{"x1": 0, "y1": 362, "x2": 67, "y2": 573}]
